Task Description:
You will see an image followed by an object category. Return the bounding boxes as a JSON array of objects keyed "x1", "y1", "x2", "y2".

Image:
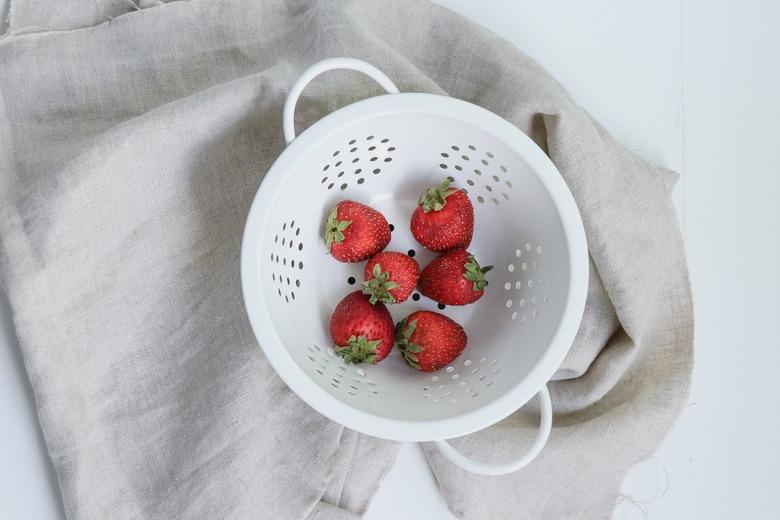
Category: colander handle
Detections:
[
  {"x1": 283, "y1": 58, "x2": 400, "y2": 144},
  {"x1": 432, "y1": 385, "x2": 552, "y2": 476}
]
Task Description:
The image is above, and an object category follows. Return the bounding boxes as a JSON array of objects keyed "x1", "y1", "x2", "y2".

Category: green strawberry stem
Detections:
[
  {"x1": 463, "y1": 254, "x2": 493, "y2": 291},
  {"x1": 361, "y1": 263, "x2": 400, "y2": 304},
  {"x1": 339, "y1": 335, "x2": 380, "y2": 364},
  {"x1": 324, "y1": 206, "x2": 351, "y2": 250},
  {"x1": 419, "y1": 178, "x2": 457, "y2": 213},
  {"x1": 395, "y1": 318, "x2": 423, "y2": 369}
]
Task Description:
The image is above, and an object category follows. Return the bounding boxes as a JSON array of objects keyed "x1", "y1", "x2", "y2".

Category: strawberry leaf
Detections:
[
  {"x1": 324, "y1": 205, "x2": 352, "y2": 250},
  {"x1": 419, "y1": 179, "x2": 458, "y2": 213},
  {"x1": 395, "y1": 318, "x2": 423, "y2": 369},
  {"x1": 361, "y1": 263, "x2": 399, "y2": 304},
  {"x1": 338, "y1": 335, "x2": 381, "y2": 364},
  {"x1": 463, "y1": 254, "x2": 493, "y2": 291},
  {"x1": 405, "y1": 343, "x2": 423, "y2": 353}
]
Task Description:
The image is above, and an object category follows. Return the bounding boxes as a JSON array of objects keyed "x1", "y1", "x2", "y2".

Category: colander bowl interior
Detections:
[{"x1": 241, "y1": 93, "x2": 587, "y2": 441}]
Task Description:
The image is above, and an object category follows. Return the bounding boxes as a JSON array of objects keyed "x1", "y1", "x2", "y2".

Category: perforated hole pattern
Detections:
[
  {"x1": 303, "y1": 345, "x2": 506, "y2": 403},
  {"x1": 306, "y1": 344, "x2": 379, "y2": 398},
  {"x1": 438, "y1": 144, "x2": 512, "y2": 205},
  {"x1": 505, "y1": 242, "x2": 552, "y2": 323},
  {"x1": 271, "y1": 220, "x2": 304, "y2": 303},
  {"x1": 321, "y1": 135, "x2": 395, "y2": 191},
  {"x1": 417, "y1": 356, "x2": 501, "y2": 403}
]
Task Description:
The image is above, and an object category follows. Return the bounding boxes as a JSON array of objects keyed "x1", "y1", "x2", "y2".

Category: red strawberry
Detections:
[
  {"x1": 410, "y1": 179, "x2": 474, "y2": 252},
  {"x1": 395, "y1": 311, "x2": 467, "y2": 372},
  {"x1": 325, "y1": 200, "x2": 391, "y2": 263},
  {"x1": 362, "y1": 251, "x2": 420, "y2": 304},
  {"x1": 420, "y1": 249, "x2": 492, "y2": 305},
  {"x1": 330, "y1": 291, "x2": 395, "y2": 364}
]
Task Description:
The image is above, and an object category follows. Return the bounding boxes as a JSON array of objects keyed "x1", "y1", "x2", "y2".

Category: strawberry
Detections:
[
  {"x1": 395, "y1": 311, "x2": 467, "y2": 372},
  {"x1": 329, "y1": 291, "x2": 395, "y2": 364},
  {"x1": 410, "y1": 179, "x2": 474, "y2": 252},
  {"x1": 324, "y1": 200, "x2": 391, "y2": 263},
  {"x1": 420, "y1": 249, "x2": 492, "y2": 305},
  {"x1": 362, "y1": 251, "x2": 420, "y2": 304}
]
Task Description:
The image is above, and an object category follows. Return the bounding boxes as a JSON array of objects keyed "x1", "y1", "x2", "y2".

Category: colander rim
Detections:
[{"x1": 241, "y1": 93, "x2": 588, "y2": 442}]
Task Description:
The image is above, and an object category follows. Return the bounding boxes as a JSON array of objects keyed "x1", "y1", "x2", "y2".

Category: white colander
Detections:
[{"x1": 241, "y1": 58, "x2": 588, "y2": 475}]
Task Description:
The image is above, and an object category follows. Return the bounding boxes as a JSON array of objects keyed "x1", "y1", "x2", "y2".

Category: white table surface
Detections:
[{"x1": 2, "y1": 1, "x2": 779, "y2": 519}]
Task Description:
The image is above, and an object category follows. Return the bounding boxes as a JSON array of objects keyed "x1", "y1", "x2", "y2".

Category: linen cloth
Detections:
[{"x1": 0, "y1": 0, "x2": 693, "y2": 518}]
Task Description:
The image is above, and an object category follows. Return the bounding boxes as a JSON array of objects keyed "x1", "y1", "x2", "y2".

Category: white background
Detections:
[{"x1": 2, "y1": 1, "x2": 779, "y2": 519}]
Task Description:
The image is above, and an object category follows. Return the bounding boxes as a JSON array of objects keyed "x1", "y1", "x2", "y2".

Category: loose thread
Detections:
[{"x1": 615, "y1": 457, "x2": 671, "y2": 518}]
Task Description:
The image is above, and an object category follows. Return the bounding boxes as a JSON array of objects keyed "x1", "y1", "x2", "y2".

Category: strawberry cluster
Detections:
[{"x1": 324, "y1": 178, "x2": 491, "y2": 372}]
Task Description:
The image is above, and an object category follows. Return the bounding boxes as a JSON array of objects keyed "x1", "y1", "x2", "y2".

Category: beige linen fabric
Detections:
[{"x1": 0, "y1": 1, "x2": 693, "y2": 519}]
